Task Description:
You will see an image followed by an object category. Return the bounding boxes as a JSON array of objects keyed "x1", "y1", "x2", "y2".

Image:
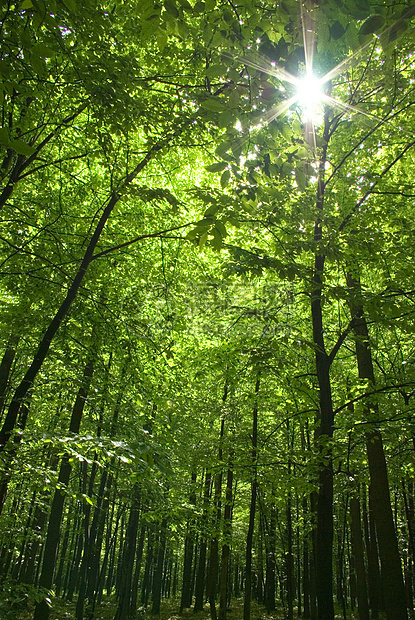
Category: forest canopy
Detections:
[{"x1": 1, "y1": 1, "x2": 415, "y2": 619}]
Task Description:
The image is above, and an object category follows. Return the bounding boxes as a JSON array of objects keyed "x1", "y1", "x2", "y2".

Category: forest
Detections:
[{"x1": 1, "y1": 0, "x2": 415, "y2": 619}]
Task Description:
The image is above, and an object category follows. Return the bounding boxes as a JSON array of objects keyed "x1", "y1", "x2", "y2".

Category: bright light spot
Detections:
[{"x1": 296, "y1": 74, "x2": 323, "y2": 121}]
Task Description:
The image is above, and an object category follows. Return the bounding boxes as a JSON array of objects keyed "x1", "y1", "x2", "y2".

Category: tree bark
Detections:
[
  {"x1": 219, "y1": 455, "x2": 233, "y2": 620},
  {"x1": 311, "y1": 105, "x2": 335, "y2": 620},
  {"x1": 33, "y1": 358, "x2": 94, "y2": 620},
  {"x1": 264, "y1": 500, "x2": 276, "y2": 613},
  {"x1": 350, "y1": 495, "x2": 370, "y2": 620},
  {"x1": 152, "y1": 518, "x2": 167, "y2": 615},
  {"x1": 180, "y1": 471, "x2": 197, "y2": 611},
  {"x1": 194, "y1": 471, "x2": 212, "y2": 611},
  {"x1": 208, "y1": 411, "x2": 226, "y2": 620},
  {"x1": 346, "y1": 271, "x2": 407, "y2": 620},
  {"x1": 243, "y1": 374, "x2": 260, "y2": 620},
  {"x1": 0, "y1": 335, "x2": 19, "y2": 421}
]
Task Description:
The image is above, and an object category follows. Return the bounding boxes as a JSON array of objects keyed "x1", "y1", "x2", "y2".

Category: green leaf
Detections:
[
  {"x1": 20, "y1": 0, "x2": 33, "y2": 8},
  {"x1": 0, "y1": 128, "x2": 10, "y2": 146},
  {"x1": 193, "y1": 1, "x2": 205, "y2": 14},
  {"x1": 359, "y1": 15, "x2": 384, "y2": 36},
  {"x1": 342, "y1": 0, "x2": 370, "y2": 19},
  {"x1": 220, "y1": 169, "x2": 230, "y2": 188},
  {"x1": 34, "y1": 43, "x2": 54, "y2": 57},
  {"x1": 157, "y1": 30, "x2": 168, "y2": 51},
  {"x1": 345, "y1": 22, "x2": 360, "y2": 50},
  {"x1": 211, "y1": 228, "x2": 222, "y2": 250},
  {"x1": 215, "y1": 140, "x2": 232, "y2": 157},
  {"x1": 199, "y1": 232, "x2": 208, "y2": 249},
  {"x1": 177, "y1": 0, "x2": 192, "y2": 10},
  {"x1": 215, "y1": 221, "x2": 227, "y2": 238},
  {"x1": 217, "y1": 110, "x2": 234, "y2": 129},
  {"x1": 330, "y1": 21, "x2": 345, "y2": 40},
  {"x1": 62, "y1": 0, "x2": 76, "y2": 10},
  {"x1": 9, "y1": 139, "x2": 36, "y2": 156},
  {"x1": 205, "y1": 162, "x2": 228, "y2": 172},
  {"x1": 206, "y1": 64, "x2": 227, "y2": 78},
  {"x1": 295, "y1": 167, "x2": 307, "y2": 191},
  {"x1": 196, "y1": 217, "x2": 215, "y2": 227},
  {"x1": 164, "y1": 0, "x2": 179, "y2": 17},
  {"x1": 200, "y1": 97, "x2": 226, "y2": 112}
]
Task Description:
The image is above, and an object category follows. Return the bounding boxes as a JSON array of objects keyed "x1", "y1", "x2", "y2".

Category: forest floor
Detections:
[{"x1": 8, "y1": 594, "x2": 363, "y2": 620}]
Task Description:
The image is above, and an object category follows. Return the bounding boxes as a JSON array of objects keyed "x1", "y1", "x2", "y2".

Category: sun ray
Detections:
[
  {"x1": 220, "y1": 50, "x2": 298, "y2": 86},
  {"x1": 301, "y1": 0, "x2": 317, "y2": 77},
  {"x1": 319, "y1": 39, "x2": 377, "y2": 85},
  {"x1": 263, "y1": 95, "x2": 299, "y2": 124}
]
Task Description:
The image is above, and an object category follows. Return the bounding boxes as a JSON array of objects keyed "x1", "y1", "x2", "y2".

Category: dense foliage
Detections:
[{"x1": 1, "y1": 0, "x2": 415, "y2": 619}]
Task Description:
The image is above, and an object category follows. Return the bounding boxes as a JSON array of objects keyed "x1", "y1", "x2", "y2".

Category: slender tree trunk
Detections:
[
  {"x1": 85, "y1": 372, "x2": 124, "y2": 609},
  {"x1": 0, "y1": 402, "x2": 29, "y2": 514},
  {"x1": 346, "y1": 271, "x2": 407, "y2": 620},
  {"x1": 113, "y1": 484, "x2": 141, "y2": 620},
  {"x1": 33, "y1": 358, "x2": 94, "y2": 620},
  {"x1": 285, "y1": 487, "x2": 294, "y2": 620},
  {"x1": 54, "y1": 520, "x2": 70, "y2": 596},
  {"x1": 208, "y1": 413, "x2": 226, "y2": 620},
  {"x1": 152, "y1": 518, "x2": 167, "y2": 615},
  {"x1": 66, "y1": 508, "x2": 85, "y2": 602},
  {"x1": 336, "y1": 495, "x2": 348, "y2": 618},
  {"x1": 311, "y1": 104, "x2": 335, "y2": 620},
  {"x1": 264, "y1": 500, "x2": 276, "y2": 613},
  {"x1": 361, "y1": 484, "x2": 381, "y2": 618},
  {"x1": 194, "y1": 471, "x2": 212, "y2": 611},
  {"x1": 243, "y1": 374, "x2": 260, "y2": 620},
  {"x1": 180, "y1": 471, "x2": 197, "y2": 611},
  {"x1": 350, "y1": 494, "x2": 370, "y2": 620},
  {"x1": 309, "y1": 488, "x2": 318, "y2": 619},
  {"x1": 219, "y1": 454, "x2": 233, "y2": 620},
  {"x1": 302, "y1": 495, "x2": 311, "y2": 618},
  {"x1": 402, "y1": 480, "x2": 415, "y2": 609},
  {"x1": 130, "y1": 524, "x2": 146, "y2": 617},
  {"x1": 0, "y1": 334, "x2": 19, "y2": 421},
  {"x1": 141, "y1": 530, "x2": 154, "y2": 608}
]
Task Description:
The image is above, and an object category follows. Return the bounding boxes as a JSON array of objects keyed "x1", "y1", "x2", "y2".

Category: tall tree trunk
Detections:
[
  {"x1": 33, "y1": 358, "x2": 94, "y2": 620},
  {"x1": 285, "y1": 486, "x2": 294, "y2": 620},
  {"x1": 264, "y1": 500, "x2": 276, "y2": 613},
  {"x1": 130, "y1": 524, "x2": 146, "y2": 617},
  {"x1": 180, "y1": 471, "x2": 197, "y2": 611},
  {"x1": 208, "y1": 413, "x2": 226, "y2": 620},
  {"x1": 219, "y1": 454, "x2": 234, "y2": 620},
  {"x1": 194, "y1": 471, "x2": 212, "y2": 611},
  {"x1": 0, "y1": 401, "x2": 29, "y2": 514},
  {"x1": 346, "y1": 271, "x2": 407, "y2": 620},
  {"x1": 302, "y1": 494, "x2": 311, "y2": 618},
  {"x1": 141, "y1": 530, "x2": 154, "y2": 608},
  {"x1": 243, "y1": 373, "x2": 260, "y2": 620},
  {"x1": 350, "y1": 494, "x2": 370, "y2": 620},
  {"x1": 152, "y1": 518, "x2": 167, "y2": 615},
  {"x1": 114, "y1": 484, "x2": 141, "y2": 620},
  {"x1": 311, "y1": 104, "x2": 335, "y2": 620},
  {"x1": 402, "y1": 480, "x2": 414, "y2": 609},
  {"x1": 0, "y1": 334, "x2": 19, "y2": 421}
]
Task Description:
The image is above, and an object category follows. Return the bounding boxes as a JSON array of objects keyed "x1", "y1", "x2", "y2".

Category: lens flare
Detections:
[{"x1": 296, "y1": 74, "x2": 323, "y2": 121}]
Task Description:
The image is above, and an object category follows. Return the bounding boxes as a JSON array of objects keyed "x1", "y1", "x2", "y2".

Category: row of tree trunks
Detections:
[{"x1": 0, "y1": 351, "x2": 410, "y2": 620}]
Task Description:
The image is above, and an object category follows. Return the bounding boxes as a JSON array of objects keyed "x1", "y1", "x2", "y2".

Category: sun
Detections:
[{"x1": 296, "y1": 73, "x2": 324, "y2": 122}]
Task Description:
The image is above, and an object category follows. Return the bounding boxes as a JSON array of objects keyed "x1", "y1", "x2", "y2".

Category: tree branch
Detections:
[{"x1": 91, "y1": 223, "x2": 194, "y2": 261}]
